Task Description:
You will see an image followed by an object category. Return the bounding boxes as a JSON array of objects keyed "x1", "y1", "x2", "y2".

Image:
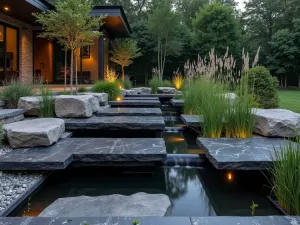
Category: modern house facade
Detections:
[{"x1": 0, "y1": 0, "x2": 131, "y2": 85}]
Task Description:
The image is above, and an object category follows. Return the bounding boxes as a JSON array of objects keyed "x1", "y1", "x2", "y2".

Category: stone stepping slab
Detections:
[
  {"x1": 109, "y1": 100, "x2": 161, "y2": 107},
  {"x1": 0, "y1": 138, "x2": 166, "y2": 170},
  {"x1": 0, "y1": 216, "x2": 297, "y2": 225},
  {"x1": 0, "y1": 109, "x2": 24, "y2": 124},
  {"x1": 124, "y1": 94, "x2": 180, "y2": 99},
  {"x1": 64, "y1": 116, "x2": 165, "y2": 130},
  {"x1": 197, "y1": 137, "x2": 291, "y2": 170},
  {"x1": 123, "y1": 97, "x2": 160, "y2": 100},
  {"x1": 96, "y1": 108, "x2": 162, "y2": 116},
  {"x1": 171, "y1": 99, "x2": 184, "y2": 107},
  {"x1": 180, "y1": 114, "x2": 204, "y2": 127}
]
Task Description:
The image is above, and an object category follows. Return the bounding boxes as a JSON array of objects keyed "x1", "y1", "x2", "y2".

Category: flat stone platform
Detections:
[
  {"x1": 96, "y1": 108, "x2": 162, "y2": 116},
  {"x1": 64, "y1": 116, "x2": 165, "y2": 130},
  {"x1": 124, "y1": 94, "x2": 179, "y2": 99},
  {"x1": 109, "y1": 100, "x2": 161, "y2": 107},
  {"x1": 171, "y1": 99, "x2": 184, "y2": 107},
  {"x1": 123, "y1": 97, "x2": 160, "y2": 100},
  {"x1": 0, "y1": 109, "x2": 24, "y2": 124},
  {"x1": 0, "y1": 138, "x2": 166, "y2": 170},
  {"x1": 0, "y1": 216, "x2": 297, "y2": 225},
  {"x1": 197, "y1": 137, "x2": 291, "y2": 170},
  {"x1": 180, "y1": 114, "x2": 203, "y2": 127}
]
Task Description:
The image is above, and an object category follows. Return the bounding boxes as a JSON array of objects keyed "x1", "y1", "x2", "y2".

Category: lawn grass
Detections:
[{"x1": 278, "y1": 89, "x2": 300, "y2": 113}]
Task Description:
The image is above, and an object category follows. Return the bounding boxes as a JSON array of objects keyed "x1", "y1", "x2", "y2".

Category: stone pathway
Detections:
[
  {"x1": 0, "y1": 138, "x2": 166, "y2": 170},
  {"x1": 96, "y1": 108, "x2": 162, "y2": 116},
  {"x1": 0, "y1": 109, "x2": 24, "y2": 124},
  {"x1": 109, "y1": 100, "x2": 161, "y2": 107},
  {"x1": 197, "y1": 137, "x2": 291, "y2": 170}
]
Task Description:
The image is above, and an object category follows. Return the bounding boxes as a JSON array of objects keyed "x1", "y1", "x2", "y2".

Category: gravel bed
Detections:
[
  {"x1": 0, "y1": 146, "x2": 44, "y2": 215},
  {"x1": 0, "y1": 171, "x2": 43, "y2": 214}
]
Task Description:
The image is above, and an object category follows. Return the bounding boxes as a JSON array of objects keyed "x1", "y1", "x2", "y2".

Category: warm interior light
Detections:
[
  {"x1": 4, "y1": 7, "x2": 9, "y2": 11},
  {"x1": 227, "y1": 172, "x2": 233, "y2": 181},
  {"x1": 116, "y1": 97, "x2": 121, "y2": 101}
]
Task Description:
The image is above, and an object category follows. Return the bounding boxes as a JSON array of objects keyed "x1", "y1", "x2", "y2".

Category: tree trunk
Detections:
[
  {"x1": 122, "y1": 66, "x2": 125, "y2": 82},
  {"x1": 284, "y1": 75, "x2": 287, "y2": 88},
  {"x1": 64, "y1": 50, "x2": 67, "y2": 92},
  {"x1": 70, "y1": 49, "x2": 73, "y2": 95},
  {"x1": 161, "y1": 38, "x2": 168, "y2": 79},
  {"x1": 75, "y1": 49, "x2": 78, "y2": 94},
  {"x1": 280, "y1": 75, "x2": 283, "y2": 88},
  {"x1": 157, "y1": 37, "x2": 160, "y2": 78},
  {"x1": 298, "y1": 75, "x2": 300, "y2": 88}
]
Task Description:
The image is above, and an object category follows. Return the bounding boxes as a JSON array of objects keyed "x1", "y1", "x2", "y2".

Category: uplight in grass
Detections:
[{"x1": 173, "y1": 74, "x2": 184, "y2": 90}]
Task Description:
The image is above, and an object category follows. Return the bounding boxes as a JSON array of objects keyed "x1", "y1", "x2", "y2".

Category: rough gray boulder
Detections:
[
  {"x1": 55, "y1": 95, "x2": 96, "y2": 118},
  {"x1": 18, "y1": 97, "x2": 42, "y2": 116},
  {"x1": 3, "y1": 118, "x2": 65, "y2": 148},
  {"x1": 39, "y1": 192, "x2": 171, "y2": 217},
  {"x1": 158, "y1": 87, "x2": 176, "y2": 94},
  {"x1": 253, "y1": 108, "x2": 300, "y2": 137},
  {"x1": 121, "y1": 89, "x2": 138, "y2": 97},
  {"x1": 78, "y1": 92, "x2": 108, "y2": 106},
  {"x1": 130, "y1": 87, "x2": 152, "y2": 95}
]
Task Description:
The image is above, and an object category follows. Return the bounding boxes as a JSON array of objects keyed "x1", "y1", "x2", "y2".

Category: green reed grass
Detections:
[
  {"x1": 269, "y1": 138, "x2": 300, "y2": 215},
  {"x1": 39, "y1": 85, "x2": 54, "y2": 118}
]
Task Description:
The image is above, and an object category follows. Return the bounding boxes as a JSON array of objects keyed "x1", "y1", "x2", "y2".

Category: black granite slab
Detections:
[
  {"x1": 191, "y1": 216, "x2": 300, "y2": 225},
  {"x1": 125, "y1": 94, "x2": 179, "y2": 99},
  {"x1": 0, "y1": 216, "x2": 298, "y2": 225},
  {"x1": 0, "y1": 217, "x2": 192, "y2": 225},
  {"x1": 0, "y1": 138, "x2": 166, "y2": 170},
  {"x1": 123, "y1": 97, "x2": 160, "y2": 100},
  {"x1": 0, "y1": 109, "x2": 24, "y2": 119},
  {"x1": 96, "y1": 108, "x2": 162, "y2": 116},
  {"x1": 65, "y1": 116, "x2": 165, "y2": 130},
  {"x1": 180, "y1": 114, "x2": 204, "y2": 127},
  {"x1": 197, "y1": 137, "x2": 291, "y2": 170},
  {"x1": 171, "y1": 99, "x2": 184, "y2": 107},
  {"x1": 109, "y1": 100, "x2": 161, "y2": 107}
]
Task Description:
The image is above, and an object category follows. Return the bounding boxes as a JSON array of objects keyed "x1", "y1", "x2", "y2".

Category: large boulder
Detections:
[
  {"x1": 130, "y1": 87, "x2": 151, "y2": 95},
  {"x1": 3, "y1": 118, "x2": 65, "y2": 148},
  {"x1": 18, "y1": 96, "x2": 42, "y2": 116},
  {"x1": 55, "y1": 95, "x2": 97, "y2": 118},
  {"x1": 78, "y1": 92, "x2": 108, "y2": 106},
  {"x1": 121, "y1": 89, "x2": 138, "y2": 97},
  {"x1": 39, "y1": 192, "x2": 171, "y2": 217},
  {"x1": 158, "y1": 87, "x2": 176, "y2": 94},
  {"x1": 253, "y1": 108, "x2": 300, "y2": 137}
]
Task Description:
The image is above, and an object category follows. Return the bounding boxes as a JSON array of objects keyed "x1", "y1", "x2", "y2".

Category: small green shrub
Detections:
[
  {"x1": 0, "y1": 125, "x2": 5, "y2": 146},
  {"x1": 39, "y1": 85, "x2": 55, "y2": 118},
  {"x1": 92, "y1": 81, "x2": 121, "y2": 101},
  {"x1": 161, "y1": 79, "x2": 172, "y2": 87},
  {"x1": 0, "y1": 80, "x2": 34, "y2": 108},
  {"x1": 149, "y1": 76, "x2": 173, "y2": 93},
  {"x1": 269, "y1": 138, "x2": 300, "y2": 215},
  {"x1": 243, "y1": 66, "x2": 279, "y2": 108},
  {"x1": 78, "y1": 86, "x2": 88, "y2": 93},
  {"x1": 149, "y1": 75, "x2": 161, "y2": 94},
  {"x1": 123, "y1": 77, "x2": 133, "y2": 89},
  {"x1": 60, "y1": 91, "x2": 71, "y2": 95}
]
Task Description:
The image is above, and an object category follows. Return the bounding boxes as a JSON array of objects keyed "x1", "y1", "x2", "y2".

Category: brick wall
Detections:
[{"x1": 0, "y1": 13, "x2": 33, "y2": 84}]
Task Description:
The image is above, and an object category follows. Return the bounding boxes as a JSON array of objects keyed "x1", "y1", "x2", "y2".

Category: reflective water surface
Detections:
[{"x1": 12, "y1": 167, "x2": 280, "y2": 217}]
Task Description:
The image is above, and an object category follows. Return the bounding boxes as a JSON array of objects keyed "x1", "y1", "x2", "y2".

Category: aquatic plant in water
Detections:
[{"x1": 269, "y1": 138, "x2": 300, "y2": 215}]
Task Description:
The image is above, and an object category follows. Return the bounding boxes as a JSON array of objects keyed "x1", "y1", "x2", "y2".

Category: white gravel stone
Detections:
[{"x1": 0, "y1": 171, "x2": 43, "y2": 214}]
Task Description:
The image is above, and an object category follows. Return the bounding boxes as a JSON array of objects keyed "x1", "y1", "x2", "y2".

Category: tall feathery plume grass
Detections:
[
  {"x1": 104, "y1": 66, "x2": 118, "y2": 83},
  {"x1": 183, "y1": 47, "x2": 260, "y2": 138},
  {"x1": 269, "y1": 138, "x2": 300, "y2": 215},
  {"x1": 172, "y1": 71, "x2": 184, "y2": 90}
]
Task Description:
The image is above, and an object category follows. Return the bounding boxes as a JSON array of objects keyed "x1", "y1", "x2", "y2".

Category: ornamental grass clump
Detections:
[
  {"x1": 269, "y1": 139, "x2": 300, "y2": 215},
  {"x1": 0, "y1": 80, "x2": 34, "y2": 109},
  {"x1": 39, "y1": 85, "x2": 55, "y2": 118},
  {"x1": 172, "y1": 73, "x2": 184, "y2": 90},
  {"x1": 92, "y1": 81, "x2": 121, "y2": 101},
  {"x1": 104, "y1": 66, "x2": 118, "y2": 83},
  {"x1": 149, "y1": 75, "x2": 161, "y2": 94},
  {"x1": 224, "y1": 74, "x2": 256, "y2": 138}
]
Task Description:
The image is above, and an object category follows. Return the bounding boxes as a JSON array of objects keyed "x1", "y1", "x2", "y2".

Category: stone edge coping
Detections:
[
  {"x1": 124, "y1": 94, "x2": 181, "y2": 98},
  {"x1": 0, "y1": 216, "x2": 298, "y2": 225},
  {"x1": 0, "y1": 174, "x2": 48, "y2": 217},
  {"x1": 96, "y1": 108, "x2": 163, "y2": 116},
  {"x1": 0, "y1": 109, "x2": 25, "y2": 120},
  {"x1": 109, "y1": 100, "x2": 161, "y2": 105},
  {"x1": 170, "y1": 99, "x2": 184, "y2": 106}
]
